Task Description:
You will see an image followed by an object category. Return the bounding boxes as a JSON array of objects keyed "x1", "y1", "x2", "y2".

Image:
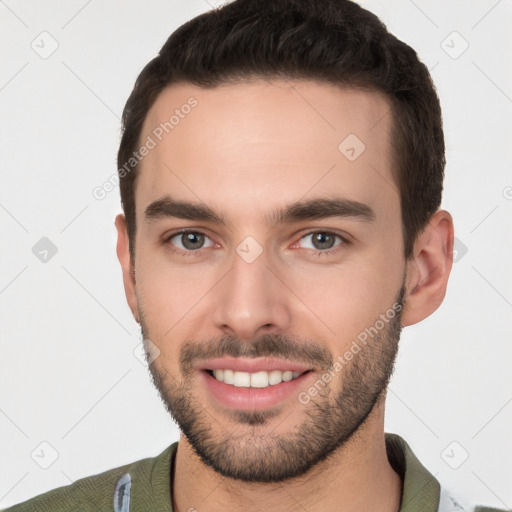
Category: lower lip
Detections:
[{"x1": 200, "y1": 370, "x2": 313, "y2": 411}]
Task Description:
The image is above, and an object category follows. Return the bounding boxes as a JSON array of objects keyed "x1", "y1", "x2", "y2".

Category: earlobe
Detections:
[
  {"x1": 401, "y1": 210, "x2": 454, "y2": 326},
  {"x1": 115, "y1": 214, "x2": 140, "y2": 324}
]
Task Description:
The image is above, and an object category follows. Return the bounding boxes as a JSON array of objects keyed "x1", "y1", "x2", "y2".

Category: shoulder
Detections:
[
  {"x1": 2, "y1": 444, "x2": 177, "y2": 512},
  {"x1": 3, "y1": 466, "x2": 126, "y2": 512},
  {"x1": 384, "y1": 434, "x2": 510, "y2": 512}
]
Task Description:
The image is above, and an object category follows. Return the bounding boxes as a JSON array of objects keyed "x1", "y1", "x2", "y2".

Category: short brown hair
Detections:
[{"x1": 118, "y1": 0, "x2": 445, "y2": 259}]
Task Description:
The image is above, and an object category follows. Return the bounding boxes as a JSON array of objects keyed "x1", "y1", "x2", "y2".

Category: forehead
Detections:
[{"x1": 136, "y1": 79, "x2": 397, "y2": 223}]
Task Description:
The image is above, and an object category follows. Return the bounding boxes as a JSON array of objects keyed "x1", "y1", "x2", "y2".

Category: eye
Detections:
[
  {"x1": 167, "y1": 231, "x2": 215, "y2": 251},
  {"x1": 298, "y1": 231, "x2": 344, "y2": 251}
]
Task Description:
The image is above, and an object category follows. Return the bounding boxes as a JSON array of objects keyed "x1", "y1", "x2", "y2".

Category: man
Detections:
[{"x1": 3, "y1": 0, "x2": 506, "y2": 511}]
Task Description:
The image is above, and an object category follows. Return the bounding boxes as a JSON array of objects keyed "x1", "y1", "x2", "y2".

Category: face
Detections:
[{"x1": 120, "y1": 80, "x2": 408, "y2": 482}]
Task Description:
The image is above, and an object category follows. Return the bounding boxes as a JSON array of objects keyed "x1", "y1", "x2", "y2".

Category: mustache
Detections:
[{"x1": 179, "y1": 334, "x2": 334, "y2": 375}]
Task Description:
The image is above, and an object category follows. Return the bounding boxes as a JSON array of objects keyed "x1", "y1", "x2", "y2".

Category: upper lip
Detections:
[{"x1": 198, "y1": 357, "x2": 313, "y2": 374}]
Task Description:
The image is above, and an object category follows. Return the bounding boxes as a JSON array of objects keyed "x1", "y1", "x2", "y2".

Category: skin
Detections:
[{"x1": 115, "y1": 80, "x2": 454, "y2": 512}]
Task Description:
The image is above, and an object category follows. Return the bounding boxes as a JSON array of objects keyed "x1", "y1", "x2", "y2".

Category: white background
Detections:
[{"x1": 0, "y1": 0, "x2": 511, "y2": 509}]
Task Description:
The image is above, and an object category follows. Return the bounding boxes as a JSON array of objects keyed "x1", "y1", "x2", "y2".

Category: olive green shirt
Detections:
[{"x1": 3, "y1": 434, "x2": 507, "y2": 511}]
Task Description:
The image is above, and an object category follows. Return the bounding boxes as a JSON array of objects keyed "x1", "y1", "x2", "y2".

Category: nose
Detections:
[{"x1": 212, "y1": 247, "x2": 291, "y2": 341}]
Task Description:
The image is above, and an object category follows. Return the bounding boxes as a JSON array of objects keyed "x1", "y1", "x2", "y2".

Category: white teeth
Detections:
[
  {"x1": 210, "y1": 369, "x2": 304, "y2": 388},
  {"x1": 233, "y1": 371, "x2": 251, "y2": 387},
  {"x1": 223, "y1": 369, "x2": 234, "y2": 385},
  {"x1": 268, "y1": 370, "x2": 283, "y2": 385},
  {"x1": 282, "y1": 371, "x2": 293, "y2": 382},
  {"x1": 250, "y1": 371, "x2": 269, "y2": 388}
]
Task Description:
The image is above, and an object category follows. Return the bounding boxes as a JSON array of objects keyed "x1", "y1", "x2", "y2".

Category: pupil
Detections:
[
  {"x1": 183, "y1": 232, "x2": 204, "y2": 250},
  {"x1": 313, "y1": 232, "x2": 335, "y2": 250}
]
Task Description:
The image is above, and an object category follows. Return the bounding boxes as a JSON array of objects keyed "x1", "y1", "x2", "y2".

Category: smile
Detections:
[{"x1": 206, "y1": 369, "x2": 305, "y2": 388}]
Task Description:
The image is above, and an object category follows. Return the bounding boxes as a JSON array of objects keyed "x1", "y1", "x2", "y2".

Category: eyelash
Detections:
[{"x1": 163, "y1": 229, "x2": 348, "y2": 257}]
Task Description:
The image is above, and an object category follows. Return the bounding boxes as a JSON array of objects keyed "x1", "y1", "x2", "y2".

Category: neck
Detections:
[{"x1": 172, "y1": 396, "x2": 402, "y2": 512}]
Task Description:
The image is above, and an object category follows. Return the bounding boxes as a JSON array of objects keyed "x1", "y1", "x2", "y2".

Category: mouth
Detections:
[
  {"x1": 198, "y1": 358, "x2": 315, "y2": 410},
  {"x1": 204, "y1": 368, "x2": 311, "y2": 388}
]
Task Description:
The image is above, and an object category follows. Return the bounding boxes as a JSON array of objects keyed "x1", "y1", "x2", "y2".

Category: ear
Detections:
[
  {"x1": 401, "y1": 210, "x2": 454, "y2": 327},
  {"x1": 115, "y1": 213, "x2": 140, "y2": 324}
]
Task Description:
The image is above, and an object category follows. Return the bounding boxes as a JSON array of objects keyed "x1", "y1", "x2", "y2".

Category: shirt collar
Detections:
[
  {"x1": 137, "y1": 433, "x2": 441, "y2": 511},
  {"x1": 386, "y1": 433, "x2": 441, "y2": 512}
]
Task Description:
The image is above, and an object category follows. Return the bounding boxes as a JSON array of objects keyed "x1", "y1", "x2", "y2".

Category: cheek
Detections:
[
  {"x1": 284, "y1": 255, "x2": 403, "y2": 352},
  {"x1": 134, "y1": 252, "x2": 215, "y2": 342}
]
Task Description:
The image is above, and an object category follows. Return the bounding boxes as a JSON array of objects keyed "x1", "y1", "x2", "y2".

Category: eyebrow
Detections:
[
  {"x1": 144, "y1": 196, "x2": 375, "y2": 226},
  {"x1": 145, "y1": 197, "x2": 224, "y2": 224},
  {"x1": 267, "y1": 197, "x2": 375, "y2": 225}
]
